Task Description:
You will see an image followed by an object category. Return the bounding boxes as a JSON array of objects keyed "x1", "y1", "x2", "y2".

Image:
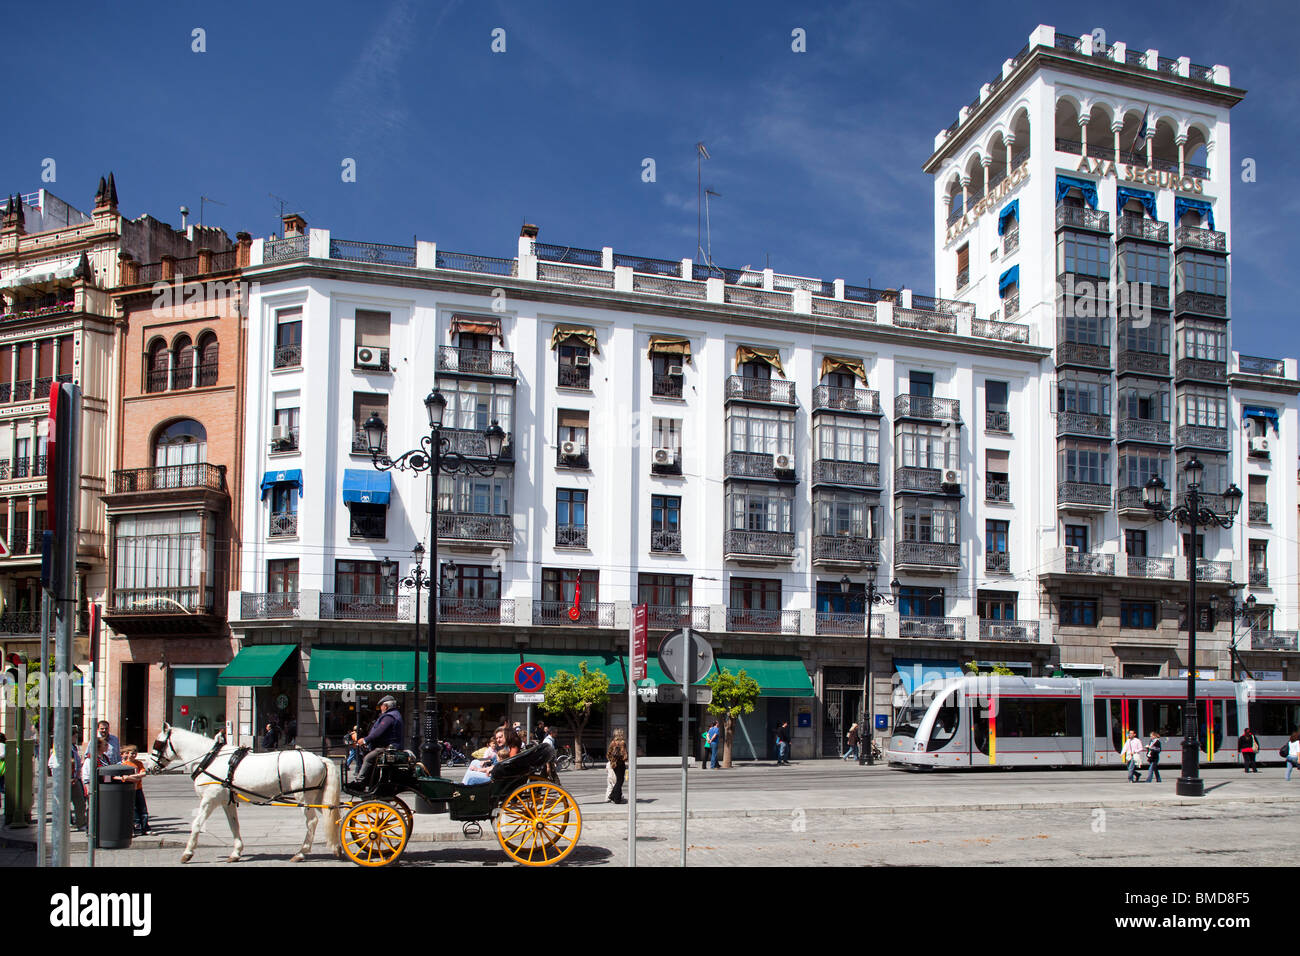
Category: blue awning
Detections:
[
  {"x1": 1055, "y1": 175, "x2": 1098, "y2": 209},
  {"x1": 342, "y1": 470, "x2": 391, "y2": 505},
  {"x1": 260, "y1": 469, "x2": 303, "y2": 499},
  {"x1": 998, "y1": 265, "x2": 1019, "y2": 294},
  {"x1": 893, "y1": 659, "x2": 965, "y2": 695},
  {"x1": 1175, "y1": 197, "x2": 1215, "y2": 231},
  {"x1": 996, "y1": 200, "x2": 1019, "y2": 235},
  {"x1": 1242, "y1": 405, "x2": 1279, "y2": 434},
  {"x1": 1116, "y1": 185, "x2": 1158, "y2": 220}
]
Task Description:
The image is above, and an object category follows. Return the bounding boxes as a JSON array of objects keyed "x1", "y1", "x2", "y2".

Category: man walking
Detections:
[
  {"x1": 774, "y1": 721, "x2": 791, "y2": 766},
  {"x1": 707, "y1": 720, "x2": 721, "y2": 769},
  {"x1": 1123, "y1": 730, "x2": 1144, "y2": 782}
]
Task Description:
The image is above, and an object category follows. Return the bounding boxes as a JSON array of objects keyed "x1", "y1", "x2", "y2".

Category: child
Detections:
[{"x1": 118, "y1": 745, "x2": 150, "y2": 835}]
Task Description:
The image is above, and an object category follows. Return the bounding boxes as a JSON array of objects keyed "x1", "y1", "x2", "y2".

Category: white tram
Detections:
[{"x1": 886, "y1": 677, "x2": 1300, "y2": 769}]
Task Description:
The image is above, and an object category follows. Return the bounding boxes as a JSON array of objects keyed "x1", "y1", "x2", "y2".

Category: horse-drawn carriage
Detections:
[{"x1": 150, "y1": 725, "x2": 582, "y2": 868}]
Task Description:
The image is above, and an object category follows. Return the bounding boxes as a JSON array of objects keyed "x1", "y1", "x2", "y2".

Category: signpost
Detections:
[
  {"x1": 658, "y1": 627, "x2": 714, "y2": 867},
  {"x1": 629, "y1": 604, "x2": 647, "y2": 867},
  {"x1": 515, "y1": 662, "x2": 545, "y2": 744}
]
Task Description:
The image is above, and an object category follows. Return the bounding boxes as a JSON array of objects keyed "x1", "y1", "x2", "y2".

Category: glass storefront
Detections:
[{"x1": 170, "y1": 666, "x2": 225, "y2": 736}]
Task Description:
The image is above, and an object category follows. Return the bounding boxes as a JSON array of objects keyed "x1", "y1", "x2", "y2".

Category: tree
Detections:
[
  {"x1": 704, "y1": 667, "x2": 761, "y2": 768},
  {"x1": 539, "y1": 661, "x2": 610, "y2": 766},
  {"x1": 963, "y1": 661, "x2": 1015, "y2": 676}
]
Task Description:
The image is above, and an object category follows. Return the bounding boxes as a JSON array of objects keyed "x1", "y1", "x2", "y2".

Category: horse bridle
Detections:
[{"x1": 149, "y1": 727, "x2": 180, "y2": 773}]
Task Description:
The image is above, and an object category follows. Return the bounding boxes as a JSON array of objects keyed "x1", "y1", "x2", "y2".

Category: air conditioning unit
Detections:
[
  {"x1": 270, "y1": 424, "x2": 289, "y2": 444},
  {"x1": 573, "y1": 354, "x2": 591, "y2": 367},
  {"x1": 667, "y1": 365, "x2": 684, "y2": 377},
  {"x1": 941, "y1": 468, "x2": 962, "y2": 488},
  {"x1": 560, "y1": 440, "x2": 581, "y2": 458},
  {"x1": 355, "y1": 346, "x2": 384, "y2": 369},
  {"x1": 652, "y1": 447, "x2": 674, "y2": 465},
  {"x1": 774, "y1": 453, "x2": 793, "y2": 471},
  {"x1": 1250, "y1": 436, "x2": 1270, "y2": 454}
]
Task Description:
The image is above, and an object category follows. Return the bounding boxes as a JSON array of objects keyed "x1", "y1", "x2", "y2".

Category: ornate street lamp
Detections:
[
  {"x1": 851, "y1": 572, "x2": 900, "y2": 766},
  {"x1": 365, "y1": 390, "x2": 505, "y2": 777},
  {"x1": 1143, "y1": 458, "x2": 1243, "y2": 796}
]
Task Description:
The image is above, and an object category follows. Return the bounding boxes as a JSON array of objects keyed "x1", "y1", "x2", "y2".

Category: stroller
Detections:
[{"x1": 441, "y1": 740, "x2": 470, "y2": 766}]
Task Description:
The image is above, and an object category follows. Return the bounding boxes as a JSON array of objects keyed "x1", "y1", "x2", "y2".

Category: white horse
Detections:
[{"x1": 148, "y1": 723, "x2": 341, "y2": 863}]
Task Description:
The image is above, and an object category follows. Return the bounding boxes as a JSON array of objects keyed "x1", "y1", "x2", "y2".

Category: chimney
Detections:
[
  {"x1": 236, "y1": 231, "x2": 253, "y2": 268},
  {"x1": 119, "y1": 251, "x2": 139, "y2": 286},
  {"x1": 520, "y1": 223, "x2": 539, "y2": 239},
  {"x1": 282, "y1": 213, "x2": 307, "y2": 237}
]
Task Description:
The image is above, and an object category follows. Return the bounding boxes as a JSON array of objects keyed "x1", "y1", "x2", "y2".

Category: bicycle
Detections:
[{"x1": 554, "y1": 744, "x2": 590, "y2": 771}]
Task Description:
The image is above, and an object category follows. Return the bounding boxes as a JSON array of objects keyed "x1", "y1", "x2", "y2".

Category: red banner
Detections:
[{"x1": 632, "y1": 604, "x2": 648, "y2": 682}]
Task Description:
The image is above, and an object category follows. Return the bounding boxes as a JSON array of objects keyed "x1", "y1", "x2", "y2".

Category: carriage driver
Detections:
[{"x1": 349, "y1": 696, "x2": 405, "y2": 791}]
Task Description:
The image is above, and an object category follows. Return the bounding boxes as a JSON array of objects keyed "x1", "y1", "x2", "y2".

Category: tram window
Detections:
[
  {"x1": 1248, "y1": 702, "x2": 1300, "y2": 737},
  {"x1": 1000, "y1": 699, "x2": 1070, "y2": 737},
  {"x1": 1225, "y1": 701, "x2": 1238, "y2": 737},
  {"x1": 895, "y1": 690, "x2": 936, "y2": 739},
  {"x1": 1142, "y1": 700, "x2": 1183, "y2": 738},
  {"x1": 973, "y1": 709, "x2": 990, "y2": 755},
  {"x1": 1095, "y1": 701, "x2": 1107, "y2": 738},
  {"x1": 927, "y1": 694, "x2": 960, "y2": 751}
]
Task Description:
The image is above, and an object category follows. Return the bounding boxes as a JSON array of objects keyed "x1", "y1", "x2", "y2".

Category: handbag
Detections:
[{"x1": 1281, "y1": 743, "x2": 1290, "y2": 758}]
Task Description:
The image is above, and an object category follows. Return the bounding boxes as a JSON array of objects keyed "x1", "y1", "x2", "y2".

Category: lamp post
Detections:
[
  {"x1": 365, "y1": 390, "x2": 505, "y2": 778},
  {"x1": 1143, "y1": 457, "x2": 1243, "y2": 796},
  {"x1": 381, "y1": 543, "x2": 437, "y2": 753},
  {"x1": 844, "y1": 572, "x2": 899, "y2": 766}
]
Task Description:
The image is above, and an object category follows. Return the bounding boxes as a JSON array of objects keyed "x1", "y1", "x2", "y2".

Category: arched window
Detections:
[
  {"x1": 172, "y1": 334, "x2": 194, "y2": 390},
  {"x1": 197, "y1": 332, "x2": 218, "y2": 386},
  {"x1": 154, "y1": 419, "x2": 207, "y2": 469},
  {"x1": 146, "y1": 338, "x2": 169, "y2": 393}
]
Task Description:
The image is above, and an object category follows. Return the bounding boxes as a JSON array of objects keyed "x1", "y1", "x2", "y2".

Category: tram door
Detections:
[
  {"x1": 822, "y1": 686, "x2": 862, "y2": 758},
  {"x1": 1198, "y1": 699, "x2": 1235, "y2": 762}
]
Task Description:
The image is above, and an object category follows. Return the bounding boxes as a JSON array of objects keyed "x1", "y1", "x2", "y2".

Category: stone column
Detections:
[
  {"x1": 1079, "y1": 116, "x2": 1089, "y2": 154},
  {"x1": 1005, "y1": 134, "x2": 1015, "y2": 169},
  {"x1": 981, "y1": 156, "x2": 991, "y2": 194},
  {"x1": 1176, "y1": 134, "x2": 1187, "y2": 177}
]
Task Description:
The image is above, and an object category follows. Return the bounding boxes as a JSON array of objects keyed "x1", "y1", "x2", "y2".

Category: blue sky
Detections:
[{"x1": 4, "y1": 0, "x2": 1296, "y2": 356}]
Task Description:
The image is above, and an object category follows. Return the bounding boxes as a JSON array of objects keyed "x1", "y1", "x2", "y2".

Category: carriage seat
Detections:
[{"x1": 492, "y1": 743, "x2": 553, "y2": 781}]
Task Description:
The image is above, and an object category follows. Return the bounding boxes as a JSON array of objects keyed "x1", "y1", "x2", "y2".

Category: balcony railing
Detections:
[
  {"x1": 727, "y1": 607, "x2": 801, "y2": 634},
  {"x1": 264, "y1": 235, "x2": 310, "y2": 263},
  {"x1": 439, "y1": 598, "x2": 515, "y2": 625},
  {"x1": 1127, "y1": 555, "x2": 1175, "y2": 579},
  {"x1": 894, "y1": 541, "x2": 960, "y2": 570},
  {"x1": 1056, "y1": 205, "x2": 1110, "y2": 232},
  {"x1": 812, "y1": 535, "x2": 881, "y2": 565},
  {"x1": 1117, "y1": 350, "x2": 1169, "y2": 377},
  {"x1": 269, "y1": 512, "x2": 298, "y2": 537},
  {"x1": 112, "y1": 462, "x2": 227, "y2": 494},
  {"x1": 13, "y1": 381, "x2": 31, "y2": 401},
  {"x1": 538, "y1": 262, "x2": 614, "y2": 289},
  {"x1": 894, "y1": 466, "x2": 946, "y2": 494},
  {"x1": 1238, "y1": 355, "x2": 1286, "y2": 377},
  {"x1": 1174, "y1": 225, "x2": 1226, "y2": 253},
  {"x1": 894, "y1": 394, "x2": 961, "y2": 423},
  {"x1": 893, "y1": 308, "x2": 956, "y2": 334},
  {"x1": 110, "y1": 587, "x2": 215, "y2": 614},
  {"x1": 986, "y1": 478, "x2": 1010, "y2": 502},
  {"x1": 1190, "y1": 559, "x2": 1232, "y2": 583},
  {"x1": 1116, "y1": 418, "x2": 1169, "y2": 444},
  {"x1": 810, "y1": 297, "x2": 877, "y2": 321},
  {"x1": 533, "y1": 601, "x2": 616, "y2": 627},
  {"x1": 1065, "y1": 551, "x2": 1115, "y2": 575},
  {"x1": 985, "y1": 409, "x2": 1011, "y2": 432},
  {"x1": 971, "y1": 319, "x2": 1029, "y2": 344},
  {"x1": 436, "y1": 346, "x2": 515, "y2": 378},
  {"x1": 1055, "y1": 137, "x2": 1083, "y2": 154},
  {"x1": 1117, "y1": 216, "x2": 1169, "y2": 243},
  {"x1": 1250, "y1": 630, "x2": 1299, "y2": 651},
  {"x1": 0, "y1": 611, "x2": 40, "y2": 634},
  {"x1": 556, "y1": 446, "x2": 590, "y2": 469},
  {"x1": 320, "y1": 593, "x2": 410, "y2": 621},
  {"x1": 650, "y1": 450, "x2": 682, "y2": 475},
  {"x1": 985, "y1": 551, "x2": 1010, "y2": 573},
  {"x1": 556, "y1": 525, "x2": 588, "y2": 549},
  {"x1": 1177, "y1": 491, "x2": 1227, "y2": 515},
  {"x1": 812, "y1": 385, "x2": 880, "y2": 414},
  {"x1": 816, "y1": 612, "x2": 879, "y2": 637},
  {"x1": 1055, "y1": 342, "x2": 1111, "y2": 370},
  {"x1": 1174, "y1": 291, "x2": 1227, "y2": 317},
  {"x1": 650, "y1": 529, "x2": 681, "y2": 553},
  {"x1": 240, "y1": 592, "x2": 301, "y2": 619},
  {"x1": 644, "y1": 605, "x2": 711, "y2": 631},
  {"x1": 724, "y1": 529, "x2": 796, "y2": 559},
  {"x1": 1174, "y1": 424, "x2": 1229, "y2": 451},
  {"x1": 1248, "y1": 502, "x2": 1268, "y2": 523},
  {"x1": 328, "y1": 238, "x2": 416, "y2": 267},
  {"x1": 437, "y1": 512, "x2": 513, "y2": 544},
  {"x1": 1174, "y1": 358, "x2": 1226, "y2": 383},
  {"x1": 652, "y1": 374, "x2": 684, "y2": 398},
  {"x1": 1056, "y1": 411, "x2": 1112, "y2": 439},
  {"x1": 979, "y1": 620, "x2": 1039, "y2": 643},
  {"x1": 435, "y1": 250, "x2": 518, "y2": 276},
  {"x1": 273, "y1": 344, "x2": 302, "y2": 368},
  {"x1": 558, "y1": 363, "x2": 591, "y2": 389},
  {"x1": 441, "y1": 427, "x2": 512, "y2": 460},
  {"x1": 725, "y1": 376, "x2": 796, "y2": 405},
  {"x1": 812, "y1": 459, "x2": 879, "y2": 488},
  {"x1": 1002, "y1": 294, "x2": 1020, "y2": 319},
  {"x1": 1249, "y1": 567, "x2": 1269, "y2": 588},
  {"x1": 725, "y1": 451, "x2": 794, "y2": 480},
  {"x1": 634, "y1": 274, "x2": 707, "y2": 300},
  {"x1": 956, "y1": 268, "x2": 970, "y2": 289},
  {"x1": 899, "y1": 616, "x2": 964, "y2": 640},
  {"x1": 1058, "y1": 481, "x2": 1112, "y2": 508},
  {"x1": 1002, "y1": 230, "x2": 1020, "y2": 255}
]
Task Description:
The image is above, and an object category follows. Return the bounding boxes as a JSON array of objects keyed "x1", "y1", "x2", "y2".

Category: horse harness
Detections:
[{"x1": 153, "y1": 727, "x2": 324, "y2": 807}]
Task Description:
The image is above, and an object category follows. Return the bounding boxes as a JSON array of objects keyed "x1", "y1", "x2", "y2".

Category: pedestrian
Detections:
[
  {"x1": 1238, "y1": 727, "x2": 1260, "y2": 773},
  {"x1": 285, "y1": 718, "x2": 297, "y2": 749},
  {"x1": 49, "y1": 730, "x2": 87, "y2": 829},
  {"x1": 1123, "y1": 730, "x2": 1144, "y2": 782},
  {"x1": 843, "y1": 723, "x2": 860, "y2": 760},
  {"x1": 96, "y1": 720, "x2": 121, "y2": 764},
  {"x1": 118, "y1": 745, "x2": 150, "y2": 835},
  {"x1": 262, "y1": 721, "x2": 279, "y2": 752},
  {"x1": 0, "y1": 731, "x2": 6, "y2": 808},
  {"x1": 1286, "y1": 731, "x2": 1300, "y2": 782},
  {"x1": 81, "y1": 736, "x2": 111, "y2": 796},
  {"x1": 707, "y1": 720, "x2": 721, "y2": 769},
  {"x1": 606, "y1": 729, "x2": 628, "y2": 804},
  {"x1": 345, "y1": 726, "x2": 363, "y2": 781},
  {"x1": 1144, "y1": 730, "x2": 1163, "y2": 783},
  {"x1": 774, "y1": 721, "x2": 791, "y2": 765}
]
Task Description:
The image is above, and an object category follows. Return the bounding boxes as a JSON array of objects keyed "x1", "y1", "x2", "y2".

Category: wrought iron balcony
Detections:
[
  {"x1": 893, "y1": 308, "x2": 956, "y2": 334},
  {"x1": 12, "y1": 381, "x2": 30, "y2": 401},
  {"x1": 812, "y1": 535, "x2": 881, "y2": 565},
  {"x1": 436, "y1": 346, "x2": 515, "y2": 378},
  {"x1": 1174, "y1": 358, "x2": 1226, "y2": 384},
  {"x1": 971, "y1": 319, "x2": 1029, "y2": 344},
  {"x1": 558, "y1": 363, "x2": 591, "y2": 389},
  {"x1": 644, "y1": 605, "x2": 711, "y2": 630},
  {"x1": 112, "y1": 462, "x2": 228, "y2": 495},
  {"x1": 1248, "y1": 502, "x2": 1268, "y2": 523},
  {"x1": 985, "y1": 551, "x2": 1010, "y2": 572},
  {"x1": 812, "y1": 385, "x2": 880, "y2": 414},
  {"x1": 437, "y1": 512, "x2": 513, "y2": 545},
  {"x1": 109, "y1": 587, "x2": 215, "y2": 615},
  {"x1": 1249, "y1": 567, "x2": 1269, "y2": 588},
  {"x1": 265, "y1": 235, "x2": 310, "y2": 263},
  {"x1": 1176, "y1": 491, "x2": 1227, "y2": 515},
  {"x1": 652, "y1": 374, "x2": 684, "y2": 398},
  {"x1": 1117, "y1": 418, "x2": 1170, "y2": 443},
  {"x1": 1056, "y1": 205, "x2": 1110, "y2": 233},
  {"x1": 269, "y1": 512, "x2": 298, "y2": 537},
  {"x1": 273, "y1": 344, "x2": 301, "y2": 368},
  {"x1": 556, "y1": 525, "x2": 588, "y2": 549},
  {"x1": 533, "y1": 601, "x2": 616, "y2": 627},
  {"x1": 1238, "y1": 355, "x2": 1286, "y2": 377},
  {"x1": 1250, "y1": 630, "x2": 1299, "y2": 651},
  {"x1": 724, "y1": 529, "x2": 796, "y2": 560},
  {"x1": 650, "y1": 530, "x2": 681, "y2": 553},
  {"x1": 979, "y1": 620, "x2": 1039, "y2": 642},
  {"x1": 726, "y1": 607, "x2": 801, "y2": 634},
  {"x1": 329, "y1": 238, "x2": 416, "y2": 267},
  {"x1": 436, "y1": 250, "x2": 518, "y2": 276},
  {"x1": 894, "y1": 394, "x2": 961, "y2": 423},
  {"x1": 1065, "y1": 551, "x2": 1115, "y2": 575},
  {"x1": 1116, "y1": 488, "x2": 1151, "y2": 514},
  {"x1": 816, "y1": 612, "x2": 881, "y2": 637},
  {"x1": 894, "y1": 466, "x2": 948, "y2": 494},
  {"x1": 1002, "y1": 294, "x2": 1021, "y2": 319},
  {"x1": 725, "y1": 376, "x2": 796, "y2": 405},
  {"x1": 1117, "y1": 350, "x2": 1170, "y2": 377},
  {"x1": 439, "y1": 598, "x2": 515, "y2": 625},
  {"x1": 725, "y1": 451, "x2": 795, "y2": 481},
  {"x1": 1187, "y1": 559, "x2": 1232, "y2": 582},
  {"x1": 1056, "y1": 411, "x2": 1112, "y2": 439},
  {"x1": 985, "y1": 409, "x2": 1011, "y2": 433},
  {"x1": 1002, "y1": 230, "x2": 1020, "y2": 255},
  {"x1": 899, "y1": 616, "x2": 965, "y2": 639},
  {"x1": 956, "y1": 268, "x2": 970, "y2": 290},
  {"x1": 894, "y1": 540, "x2": 960, "y2": 570},
  {"x1": 1055, "y1": 137, "x2": 1082, "y2": 154},
  {"x1": 320, "y1": 593, "x2": 410, "y2": 621},
  {"x1": 1057, "y1": 481, "x2": 1112, "y2": 508},
  {"x1": 1175, "y1": 424, "x2": 1229, "y2": 451},
  {"x1": 441, "y1": 427, "x2": 513, "y2": 461},
  {"x1": 1055, "y1": 342, "x2": 1111, "y2": 370},
  {"x1": 985, "y1": 477, "x2": 1010, "y2": 502},
  {"x1": 1174, "y1": 291, "x2": 1227, "y2": 317},
  {"x1": 1126, "y1": 555, "x2": 1175, "y2": 579},
  {"x1": 1116, "y1": 216, "x2": 1169, "y2": 243},
  {"x1": 556, "y1": 446, "x2": 590, "y2": 469},
  {"x1": 812, "y1": 459, "x2": 879, "y2": 488},
  {"x1": 1174, "y1": 225, "x2": 1226, "y2": 253},
  {"x1": 240, "y1": 592, "x2": 301, "y2": 619}
]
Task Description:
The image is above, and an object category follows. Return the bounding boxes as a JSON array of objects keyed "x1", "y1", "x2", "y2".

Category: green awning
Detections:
[
  {"x1": 524, "y1": 650, "x2": 627, "y2": 693},
  {"x1": 635, "y1": 658, "x2": 673, "y2": 688},
  {"x1": 713, "y1": 655, "x2": 814, "y2": 698},
  {"x1": 307, "y1": 647, "x2": 524, "y2": 693},
  {"x1": 218, "y1": 644, "x2": 297, "y2": 687}
]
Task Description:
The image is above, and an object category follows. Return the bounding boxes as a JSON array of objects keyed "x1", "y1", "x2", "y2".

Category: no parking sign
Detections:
[{"x1": 515, "y1": 662, "x2": 546, "y2": 693}]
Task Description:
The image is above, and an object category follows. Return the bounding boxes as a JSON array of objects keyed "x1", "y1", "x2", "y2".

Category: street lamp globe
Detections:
[
  {"x1": 839, "y1": 575, "x2": 851, "y2": 595},
  {"x1": 425, "y1": 390, "x2": 447, "y2": 430},
  {"x1": 1183, "y1": 456, "x2": 1204, "y2": 488},
  {"x1": 1222, "y1": 483, "x2": 1243, "y2": 518},
  {"x1": 889, "y1": 578, "x2": 901, "y2": 601},
  {"x1": 1143, "y1": 474, "x2": 1166, "y2": 510},
  {"x1": 412, "y1": 541, "x2": 426, "y2": 560},
  {"x1": 484, "y1": 420, "x2": 506, "y2": 459},
  {"x1": 363, "y1": 413, "x2": 387, "y2": 456}
]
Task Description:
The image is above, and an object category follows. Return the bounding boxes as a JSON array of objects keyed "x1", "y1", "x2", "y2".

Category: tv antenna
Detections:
[
  {"x1": 704, "y1": 188, "x2": 721, "y2": 269},
  {"x1": 199, "y1": 195, "x2": 225, "y2": 228},
  {"x1": 696, "y1": 142, "x2": 710, "y2": 265},
  {"x1": 269, "y1": 193, "x2": 306, "y2": 229}
]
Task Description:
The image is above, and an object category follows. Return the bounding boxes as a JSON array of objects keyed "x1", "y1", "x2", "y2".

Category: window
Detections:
[
  {"x1": 730, "y1": 577, "x2": 780, "y2": 611},
  {"x1": 728, "y1": 405, "x2": 795, "y2": 457},
  {"x1": 1175, "y1": 453, "x2": 1229, "y2": 495},
  {"x1": 1248, "y1": 475, "x2": 1267, "y2": 520},
  {"x1": 439, "y1": 474, "x2": 510, "y2": 515},
  {"x1": 1119, "y1": 452, "x2": 1168, "y2": 490},
  {"x1": 268, "y1": 559, "x2": 298, "y2": 593},
  {"x1": 270, "y1": 484, "x2": 298, "y2": 536},
  {"x1": 986, "y1": 381, "x2": 1008, "y2": 412},
  {"x1": 541, "y1": 568, "x2": 598, "y2": 604},
  {"x1": 650, "y1": 495, "x2": 681, "y2": 552},
  {"x1": 651, "y1": 353, "x2": 684, "y2": 398},
  {"x1": 273, "y1": 406, "x2": 300, "y2": 451},
  {"x1": 1177, "y1": 251, "x2": 1227, "y2": 298},
  {"x1": 816, "y1": 414, "x2": 877, "y2": 463},
  {"x1": 558, "y1": 342, "x2": 591, "y2": 388},
  {"x1": 652, "y1": 418, "x2": 682, "y2": 454},
  {"x1": 638, "y1": 573, "x2": 691, "y2": 608},
  {"x1": 896, "y1": 422, "x2": 957, "y2": 470},
  {"x1": 146, "y1": 338, "x2": 169, "y2": 393},
  {"x1": 171, "y1": 335, "x2": 194, "y2": 390},
  {"x1": 1177, "y1": 603, "x2": 1216, "y2": 631},
  {"x1": 354, "y1": 310, "x2": 391, "y2": 370},
  {"x1": 444, "y1": 379, "x2": 514, "y2": 440},
  {"x1": 896, "y1": 498, "x2": 959, "y2": 544},
  {"x1": 1120, "y1": 247, "x2": 1170, "y2": 287},
  {"x1": 978, "y1": 591, "x2": 1017, "y2": 620},
  {"x1": 956, "y1": 244, "x2": 970, "y2": 287},
  {"x1": 334, "y1": 560, "x2": 393, "y2": 598},
  {"x1": 1124, "y1": 529, "x2": 1148, "y2": 557},
  {"x1": 1120, "y1": 317, "x2": 1169, "y2": 356},
  {"x1": 1059, "y1": 597, "x2": 1098, "y2": 627},
  {"x1": 816, "y1": 580, "x2": 865, "y2": 614},
  {"x1": 1181, "y1": 533, "x2": 1205, "y2": 559},
  {"x1": 821, "y1": 370, "x2": 856, "y2": 390},
  {"x1": 1177, "y1": 323, "x2": 1226, "y2": 363},
  {"x1": 1064, "y1": 525, "x2": 1089, "y2": 552},
  {"x1": 197, "y1": 332, "x2": 219, "y2": 386},
  {"x1": 898, "y1": 586, "x2": 944, "y2": 617},
  {"x1": 1120, "y1": 601, "x2": 1157, "y2": 629},
  {"x1": 113, "y1": 512, "x2": 214, "y2": 612},
  {"x1": 1119, "y1": 383, "x2": 1169, "y2": 422},
  {"x1": 154, "y1": 420, "x2": 207, "y2": 468},
  {"x1": 557, "y1": 489, "x2": 588, "y2": 547},
  {"x1": 348, "y1": 503, "x2": 386, "y2": 539},
  {"x1": 986, "y1": 449, "x2": 1009, "y2": 501},
  {"x1": 1059, "y1": 311, "x2": 1109, "y2": 347},
  {"x1": 1057, "y1": 372, "x2": 1110, "y2": 415},
  {"x1": 352, "y1": 393, "x2": 387, "y2": 453},
  {"x1": 815, "y1": 492, "x2": 875, "y2": 538},
  {"x1": 1058, "y1": 443, "x2": 1110, "y2": 484},
  {"x1": 274, "y1": 308, "x2": 302, "y2": 368},
  {"x1": 1250, "y1": 540, "x2": 1268, "y2": 578},
  {"x1": 986, "y1": 520, "x2": 1008, "y2": 553},
  {"x1": 739, "y1": 360, "x2": 771, "y2": 380},
  {"x1": 727, "y1": 484, "x2": 793, "y2": 534},
  {"x1": 445, "y1": 565, "x2": 501, "y2": 600},
  {"x1": 908, "y1": 371, "x2": 934, "y2": 398},
  {"x1": 557, "y1": 410, "x2": 589, "y2": 466},
  {"x1": 1057, "y1": 232, "x2": 1111, "y2": 278}
]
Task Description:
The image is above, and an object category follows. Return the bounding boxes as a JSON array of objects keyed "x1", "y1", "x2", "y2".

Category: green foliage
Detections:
[
  {"x1": 965, "y1": 661, "x2": 1015, "y2": 677},
  {"x1": 705, "y1": 667, "x2": 761, "y2": 720},
  {"x1": 539, "y1": 661, "x2": 610, "y2": 721}
]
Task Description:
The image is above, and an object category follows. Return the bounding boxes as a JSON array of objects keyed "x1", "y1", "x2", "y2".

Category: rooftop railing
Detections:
[{"x1": 1238, "y1": 355, "x2": 1286, "y2": 377}]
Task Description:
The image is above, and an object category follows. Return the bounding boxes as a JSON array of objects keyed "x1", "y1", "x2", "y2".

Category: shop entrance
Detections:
[
  {"x1": 120, "y1": 663, "x2": 148, "y2": 749},
  {"x1": 639, "y1": 702, "x2": 700, "y2": 757}
]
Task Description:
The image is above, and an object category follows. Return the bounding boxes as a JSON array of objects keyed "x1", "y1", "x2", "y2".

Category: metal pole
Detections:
[
  {"x1": 860, "y1": 581, "x2": 875, "y2": 766},
  {"x1": 87, "y1": 601, "x2": 96, "y2": 868},
  {"x1": 627, "y1": 615, "x2": 636, "y2": 868},
  {"x1": 1179, "y1": 499, "x2": 1203, "y2": 797},
  {"x1": 51, "y1": 385, "x2": 80, "y2": 868},
  {"x1": 37, "y1": 589, "x2": 50, "y2": 866},
  {"x1": 424, "y1": 433, "x2": 441, "y2": 779},
  {"x1": 412, "y1": 570, "x2": 421, "y2": 753},
  {"x1": 680, "y1": 644, "x2": 690, "y2": 868}
]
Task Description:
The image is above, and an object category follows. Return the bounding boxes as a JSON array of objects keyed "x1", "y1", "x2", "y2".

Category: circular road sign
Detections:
[
  {"x1": 515, "y1": 661, "x2": 546, "y2": 693},
  {"x1": 657, "y1": 628, "x2": 715, "y2": 686}
]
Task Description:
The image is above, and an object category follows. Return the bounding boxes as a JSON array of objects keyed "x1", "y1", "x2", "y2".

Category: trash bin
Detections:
[{"x1": 95, "y1": 763, "x2": 136, "y2": 849}]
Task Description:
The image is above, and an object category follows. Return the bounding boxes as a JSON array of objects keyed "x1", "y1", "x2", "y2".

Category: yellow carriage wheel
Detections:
[
  {"x1": 341, "y1": 801, "x2": 409, "y2": 867},
  {"x1": 390, "y1": 796, "x2": 414, "y2": 834},
  {"x1": 495, "y1": 781, "x2": 583, "y2": 866}
]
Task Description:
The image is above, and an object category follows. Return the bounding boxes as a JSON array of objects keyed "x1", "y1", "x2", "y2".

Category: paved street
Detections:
[{"x1": 5, "y1": 760, "x2": 1298, "y2": 866}]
